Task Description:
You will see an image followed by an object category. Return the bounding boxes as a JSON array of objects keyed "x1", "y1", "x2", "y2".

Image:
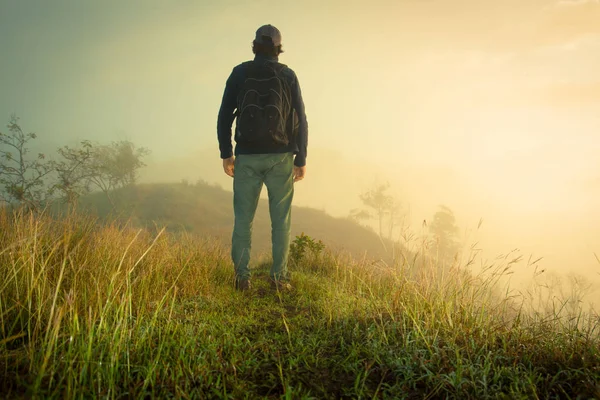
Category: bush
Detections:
[{"x1": 289, "y1": 232, "x2": 325, "y2": 266}]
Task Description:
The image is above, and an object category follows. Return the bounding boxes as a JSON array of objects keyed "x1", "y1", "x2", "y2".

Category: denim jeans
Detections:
[{"x1": 232, "y1": 153, "x2": 294, "y2": 281}]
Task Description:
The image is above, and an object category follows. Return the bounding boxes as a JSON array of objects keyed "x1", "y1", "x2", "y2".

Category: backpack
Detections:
[{"x1": 235, "y1": 61, "x2": 293, "y2": 146}]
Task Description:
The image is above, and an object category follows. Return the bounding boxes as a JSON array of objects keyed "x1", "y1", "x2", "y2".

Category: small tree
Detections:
[
  {"x1": 0, "y1": 115, "x2": 54, "y2": 209},
  {"x1": 428, "y1": 205, "x2": 460, "y2": 265},
  {"x1": 0, "y1": 115, "x2": 150, "y2": 210},
  {"x1": 350, "y1": 182, "x2": 401, "y2": 241},
  {"x1": 87, "y1": 141, "x2": 149, "y2": 203},
  {"x1": 55, "y1": 140, "x2": 150, "y2": 207},
  {"x1": 53, "y1": 141, "x2": 95, "y2": 206}
]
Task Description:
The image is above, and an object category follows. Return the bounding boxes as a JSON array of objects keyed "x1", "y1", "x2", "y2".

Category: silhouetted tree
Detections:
[
  {"x1": 84, "y1": 140, "x2": 150, "y2": 207},
  {"x1": 53, "y1": 141, "x2": 95, "y2": 206},
  {"x1": 0, "y1": 115, "x2": 53, "y2": 209},
  {"x1": 351, "y1": 182, "x2": 402, "y2": 243},
  {"x1": 531, "y1": 270, "x2": 596, "y2": 318},
  {"x1": 428, "y1": 205, "x2": 460, "y2": 265},
  {"x1": 54, "y1": 140, "x2": 150, "y2": 207},
  {"x1": 0, "y1": 115, "x2": 150, "y2": 210}
]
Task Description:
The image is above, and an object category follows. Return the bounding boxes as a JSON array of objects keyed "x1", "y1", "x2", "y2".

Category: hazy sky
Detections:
[{"x1": 1, "y1": 0, "x2": 599, "y2": 281}]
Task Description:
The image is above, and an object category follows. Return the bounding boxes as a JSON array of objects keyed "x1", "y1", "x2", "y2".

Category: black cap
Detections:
[{"x1": 254, "y1": 24, "x2": 282, "y2": 46}]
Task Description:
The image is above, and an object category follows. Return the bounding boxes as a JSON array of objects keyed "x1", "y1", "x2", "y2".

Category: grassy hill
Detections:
[
  {"x1": 73, "y1": 181, "x2": 395, "y2": 261},
  {"x1": 0, "y1": 210, "x2": 599, "y2": 398}
]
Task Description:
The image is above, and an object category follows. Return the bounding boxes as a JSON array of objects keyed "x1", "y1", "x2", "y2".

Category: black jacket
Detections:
[{"x1": 217, "y1": 54, "x2": 308, "y2": 167}]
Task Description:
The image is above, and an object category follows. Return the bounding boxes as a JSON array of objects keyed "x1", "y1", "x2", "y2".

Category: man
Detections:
[{"x1": 217, "y1": 24, "x2": 308, "y2": 292}]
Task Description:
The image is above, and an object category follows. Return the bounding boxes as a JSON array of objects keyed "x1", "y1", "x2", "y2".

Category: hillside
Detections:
[
  {"x1": 75, "y1": 181, "x2": 395, "y2": 261},
  {"x1": 1, "y1": 210, "x2": 598, "y2": 398}
]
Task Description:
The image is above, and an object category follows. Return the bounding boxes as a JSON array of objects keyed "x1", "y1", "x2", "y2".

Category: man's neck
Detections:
[{"x1": 254, "y1": 54, "x2": 278, "y2": 63}]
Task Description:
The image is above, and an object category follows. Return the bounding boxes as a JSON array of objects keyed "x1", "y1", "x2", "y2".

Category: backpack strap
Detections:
[{"x1": 236, "y1": 60, "x2": 288, "y2": 108}]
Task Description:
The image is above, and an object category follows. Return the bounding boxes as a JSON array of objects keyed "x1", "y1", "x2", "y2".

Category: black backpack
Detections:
[{"x1": 235, "y1": 61, "x2": 293, "y2": 146}]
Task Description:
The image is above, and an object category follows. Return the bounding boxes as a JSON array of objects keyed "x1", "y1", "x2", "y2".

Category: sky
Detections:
[{"x1": 1, "y1": 0, "x2": 599, "y2": 287}]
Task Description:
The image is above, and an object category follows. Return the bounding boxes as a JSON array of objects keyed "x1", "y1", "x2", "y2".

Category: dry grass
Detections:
[{"x1": 0, "y1": 208, "x2": 598, "y2": 399}]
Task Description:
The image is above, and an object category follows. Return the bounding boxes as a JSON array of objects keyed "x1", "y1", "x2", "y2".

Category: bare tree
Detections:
[
  {"x1": 531, "y1": 270, "x2": 596, "y2": 317},
  {"x1": 351, "y1": 182, "x2": 402, "y2": 241},
  {"x1": 53, "y1": 141, "x2": 95, "y2": 206},
  {"x1": 0, "y1": 115, "x2": 54, "y2": 209}
]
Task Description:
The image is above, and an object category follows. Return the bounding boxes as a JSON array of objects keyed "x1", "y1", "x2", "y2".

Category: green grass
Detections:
[{"x1": 0, "y1": 209, "x2": 599, "y2": 399}]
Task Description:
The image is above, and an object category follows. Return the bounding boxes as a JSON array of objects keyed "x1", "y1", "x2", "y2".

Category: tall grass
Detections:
[{"x1": 0, "y1": 209, "x2": 598, "y2": 399}]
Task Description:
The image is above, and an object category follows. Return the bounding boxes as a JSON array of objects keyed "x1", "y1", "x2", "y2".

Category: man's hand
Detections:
[
  {"x1": 293, "y1": 166, "x2": 306, "y2": 182},
  {"x1": 223, "y1": 157, "x2": 235, "y2": 177}
]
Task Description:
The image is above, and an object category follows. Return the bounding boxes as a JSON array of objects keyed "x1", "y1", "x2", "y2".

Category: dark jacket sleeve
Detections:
[
  {"x1": 291, "y1": 72, "x2": 308, "y2": 167},
  {"x1": 217, "y1": 67, "x2": 239, "y2": 159}
]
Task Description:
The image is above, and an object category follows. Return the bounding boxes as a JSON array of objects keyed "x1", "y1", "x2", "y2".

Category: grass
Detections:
[{"x1": 0, "y1": 209, "x2": 599, "y2": 399}]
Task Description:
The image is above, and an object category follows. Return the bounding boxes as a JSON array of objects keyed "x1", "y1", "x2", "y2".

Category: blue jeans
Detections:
[{"x1": 232, "y1": 153, "x2": 294, "y2": 281}]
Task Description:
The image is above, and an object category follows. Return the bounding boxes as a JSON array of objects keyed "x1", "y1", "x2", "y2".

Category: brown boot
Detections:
[{"x1": 235, "y1": 278, "x2": 252, "y2": 292}]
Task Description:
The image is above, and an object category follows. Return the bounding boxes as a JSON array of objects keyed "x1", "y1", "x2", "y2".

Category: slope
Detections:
[{"x1": 76, "y1": 181, "x2": 393, "y2": 261}]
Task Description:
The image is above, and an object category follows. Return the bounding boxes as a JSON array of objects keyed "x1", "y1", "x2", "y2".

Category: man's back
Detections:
[
  {"x1": 217, "y1": 54, "x2": 307, "y2": 168},
  {"x1": 216, "y1": 24, "x2": 308, "y2": 292}
]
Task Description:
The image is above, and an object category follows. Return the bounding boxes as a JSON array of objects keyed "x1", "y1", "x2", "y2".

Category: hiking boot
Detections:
[
  {"x1": 235, "y1": 278, "x2": 251, "y2": 292},
  {"x1": 270, "y1": 279, "x2": 292, "y2": 292}
]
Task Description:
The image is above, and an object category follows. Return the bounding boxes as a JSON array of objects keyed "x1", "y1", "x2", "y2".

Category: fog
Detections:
[{"x1": 1, "y1": 0, "x2": 599, "y2": 302}]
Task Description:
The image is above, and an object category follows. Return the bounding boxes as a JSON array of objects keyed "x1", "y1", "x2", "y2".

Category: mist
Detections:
[{"x1": 1, "y1": 0, "x2": 599, "y2": 304}]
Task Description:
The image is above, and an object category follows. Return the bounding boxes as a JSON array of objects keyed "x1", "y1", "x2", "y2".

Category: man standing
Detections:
[{"x1": 217, "y1": 24, "x2": 308, "y2": 292}]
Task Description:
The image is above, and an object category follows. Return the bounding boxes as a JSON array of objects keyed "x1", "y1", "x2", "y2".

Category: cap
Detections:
[{"x1": 254, "y1": 24, "x2": 282, "y2": 47}]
